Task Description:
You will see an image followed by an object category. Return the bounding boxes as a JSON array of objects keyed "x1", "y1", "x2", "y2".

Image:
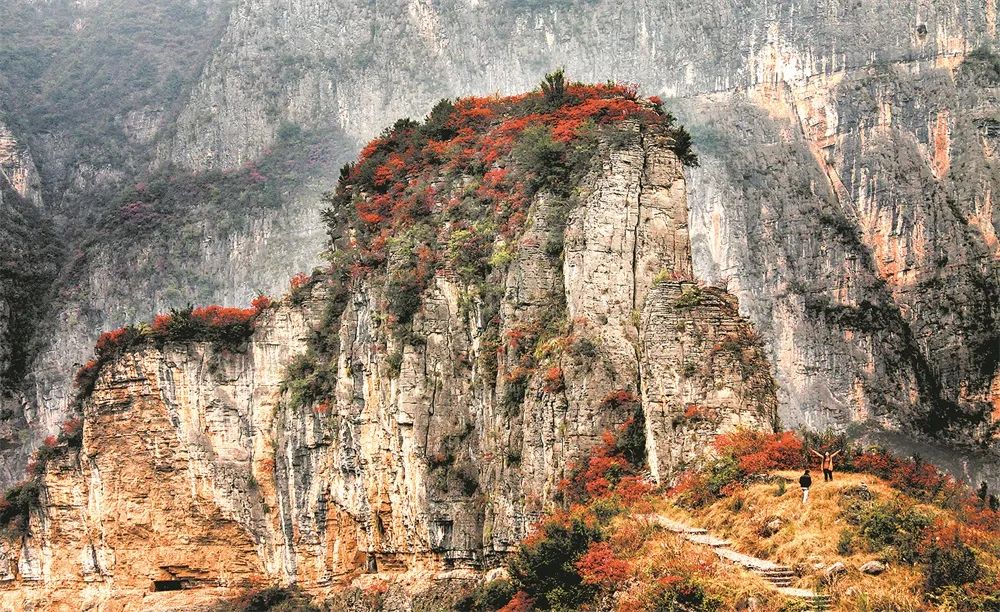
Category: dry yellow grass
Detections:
[
  {"x1": 608, "y1": 512, "x2": 794, "y2": 610},
  {"x1": 651, "y1": 471, "x2": 967, "y2": 611}
]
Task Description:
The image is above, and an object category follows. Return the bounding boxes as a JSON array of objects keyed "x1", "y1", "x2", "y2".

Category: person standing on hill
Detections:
[
  {"x1": 799, "y1": 470, "x2": 812, "y2": 504},
  {"x1": 811, "y1": 449, "x2": 841, "y2": 482}
]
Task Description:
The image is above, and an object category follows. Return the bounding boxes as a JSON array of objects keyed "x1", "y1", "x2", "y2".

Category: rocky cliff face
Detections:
[
  {"x1": 0, "y1": 123, "x2": 42, "y2": 209},
  {"x1": 2, "y1": 0, "x2": 998, "y2": 495},
  {"x1": 0, "y1": 120, "x2": 60, "y2": 483},
  {"x1": 677, "y1": 53, "x2": 1000, "y2": 484},
  {"x1": 0, "y1": 99, "x2": 776, "y2": 609}
]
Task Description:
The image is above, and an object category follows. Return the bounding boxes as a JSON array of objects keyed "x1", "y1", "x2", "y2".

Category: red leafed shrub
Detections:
[
  {"x1": 324, "y1": 76, "x2": 690, "y2": 343},
  {"x1": 561, "y1": 414, "x2": 649, "y2": 505},
  {"x1": 576, "y1": 542, "x2": 631, "y2": 586},
  {"x1": 74, "y1": 359, "x2": 100, "y2": 389},
  {"x1": 289, "y1": 272, "x2": 311, "y2": 291},
  {"x1": 151, "y1": 313, "x2": 172, "y2": 332},
  {"x1": 58, "y1": 417, "x2": 83, "y2": 448},
  {"x1": 506, "y1": 325, "x2": 536, "y2": 352},
  {"x1": 668, "y1": 470, "x2": 715, "y2": 508},
  {"x1": 610, "y1": 475, "x2": 653, "y2": 507},
  {"x1": 542, "y1": 366, "x2": 565, "y2": 393},
  {"x1": 60, "y1": 418, "x2": 81, "y2": 437},
  {"x1": 373, "y1": 153, "x2": 406, "y2": 187},
  {"x1": 853, "y1": 449, "x2": 896, "y2": 477},
  {"x1": 190, "y1": 306, "x2": 256, "y2": 327},
  {"x1": 95, "y1": 327, "x2": 131, "y2": 356},
  {"x1": 683, "y1": 404, "x2": 701, "y2": 419},
  {"x1": 365, "y1": 580, "x2": 389, "y2": 596},
  {"x1": 42, "y1": 435, "x2": 57, "y2": 448},
  {"x1": 498, "y1": 591, "x2": 534, "y2": 612},
  {"x1": 601, "y1": 389, "x2": 639, "y2": 411},
  {"x1": 251, "y1": 295, "x2": 273, "y2": 311},
  {"x1": 851, "y1": 448, "x2": 963, "y2": 505},
  {"x1": 483, "y1": 167, "x2": 509, "y2": 186},
  {"x1": 713, "y1": 430, "x2": 804, "y2": 474}
]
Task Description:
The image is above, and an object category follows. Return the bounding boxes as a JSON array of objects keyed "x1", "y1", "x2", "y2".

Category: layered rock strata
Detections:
[{"x1": 0, "y1": 123, "x2": 775, "y2": 609}]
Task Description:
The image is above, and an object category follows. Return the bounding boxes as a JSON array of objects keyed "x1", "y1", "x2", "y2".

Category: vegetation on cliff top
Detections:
[
  {"x1": 0, "y1": 297, "x2": 274, "y2": 536},
  {"x1": 277, "y1": 71, "x2": 695, "y2": 414}
]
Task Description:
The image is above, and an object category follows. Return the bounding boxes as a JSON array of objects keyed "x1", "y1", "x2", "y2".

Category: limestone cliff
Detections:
[
  {"x1": 4, "y1": 0, "x2": 998, "y2": 506},
  {"x1": 0, "y1": 90, "x2": 776, "y2": 609}
]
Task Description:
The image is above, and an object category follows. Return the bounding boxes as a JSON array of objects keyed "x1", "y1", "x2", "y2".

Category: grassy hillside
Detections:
[{"x1": 455, "y1": 430, "x2": 1000, "y2": 611}]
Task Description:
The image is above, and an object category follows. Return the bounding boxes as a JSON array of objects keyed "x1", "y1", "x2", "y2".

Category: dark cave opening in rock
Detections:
[{"x1": 152, "y1": 579, "x2": 184, "y2": 592}]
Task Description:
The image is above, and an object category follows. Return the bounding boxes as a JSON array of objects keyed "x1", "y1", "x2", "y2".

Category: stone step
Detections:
[
  {"x1": 684, "y1": 533, "x2": 732, "y2": 548},
  {"x1": 760, "y1": 573, "x2": 795, "y2": 580},
  {"x1": 640, "y1": 515, "x2": 709, "y2": 534},
  {"x1": 715, "y1": 548, "x2": 785, "y2": 571}
]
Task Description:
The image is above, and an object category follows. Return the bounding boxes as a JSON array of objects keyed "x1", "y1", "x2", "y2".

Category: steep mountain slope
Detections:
[
  {"x1": 0, "y1": 122, "x2": 61, "y2": 481},
  {"x1": 678, "y1": 55, "x2": 1000, "y2": 457},
  {"x1": 0, "y1": 86, "x2": 777, "y2": 610},
  {"x1": 1, "y1": 0, "x2": 998, "y2": 493}
]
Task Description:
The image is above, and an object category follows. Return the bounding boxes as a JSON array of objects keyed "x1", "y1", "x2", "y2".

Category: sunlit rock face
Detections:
[{"x1": 0, "y1": 122, "x2": 776, "y2": 609}]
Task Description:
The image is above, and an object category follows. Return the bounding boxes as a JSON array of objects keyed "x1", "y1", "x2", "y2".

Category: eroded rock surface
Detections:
[{"x1": 0, "y1": 128, "x2": 776, "y2": 610}]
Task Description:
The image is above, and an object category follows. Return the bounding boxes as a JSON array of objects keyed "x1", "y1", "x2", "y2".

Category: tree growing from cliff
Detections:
[{"x1": 540, "y1": 68, "x2": 567, "y2": 107}]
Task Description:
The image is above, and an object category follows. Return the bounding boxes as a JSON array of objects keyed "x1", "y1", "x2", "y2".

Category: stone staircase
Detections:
[{"x1": 643, "y1": 515, "x2": 831, "y2": 610}]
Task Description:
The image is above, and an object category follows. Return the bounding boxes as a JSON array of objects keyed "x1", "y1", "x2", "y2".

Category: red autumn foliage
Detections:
[
  {"x1": 189, "y1": 305, "x2": 256, "y2": 327},
  {"x1": 327, "y1": 82, "x2": 673, "y2": 341},
  {"x1": 667, "y1": 470, "x2": 714, "y2": 508},
  {"x1": 613, "y1": 475, "x2": 653, "y2": 506},
  {"x1": 560, "y1": 416, "x2": 649, "y2": 506},
  {"x1": 74, "y1": 359, "x2": 100, "y2": 388},
  {"x1": 364, "y1": 580, "x2": 389, "y2": 596},
  {"x1": 95, "y1": 327, "x2": 129, "y2": 355},
  {"x1": 542, "y1": 366, "x2": 565, "y2": 393},
  {"x1": 850, "y1": 448, "x2": 965, "y2": 504},
  {"x1": 506, "y1": 326, "x2": 533, "y2": 351},
  {"x1": 505, "y1": 366, "x2": 533, "y2": 385},
  {"x1": 483, "y1": 167, "x2": 509, "y2": 186},
  {"x1": 498, "y1": 591, "x2": 534, "y2": 612},
  {"x1": 601, "y1": 389, "x2": 639, "y2": 411},
  {"x1": 373, "y1": 153, "x2": 407, "y2": 186},
  {"x1": 151, "y1": 313, "x2": 172, "y2": 332},
  {"x1": 60, "y1": 418, "x2": 82, "y2": 437},
  {"x1": 713, "y1": 430, "x2": 804, "y2": 474},
  {"x1": 576, "y1": 542, "x2": 631, "y2": 586},
  {"x1": 251, "y1": 295, "x2": 272, "y2": 311},
  {"x1": 289, "y1": 272, "x2": 311, "y2": 290}
]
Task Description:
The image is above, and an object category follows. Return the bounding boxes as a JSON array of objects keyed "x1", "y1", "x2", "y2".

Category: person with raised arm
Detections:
[{"x1": 810, "y1": 448, "x2": 842, "y2": 482}]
